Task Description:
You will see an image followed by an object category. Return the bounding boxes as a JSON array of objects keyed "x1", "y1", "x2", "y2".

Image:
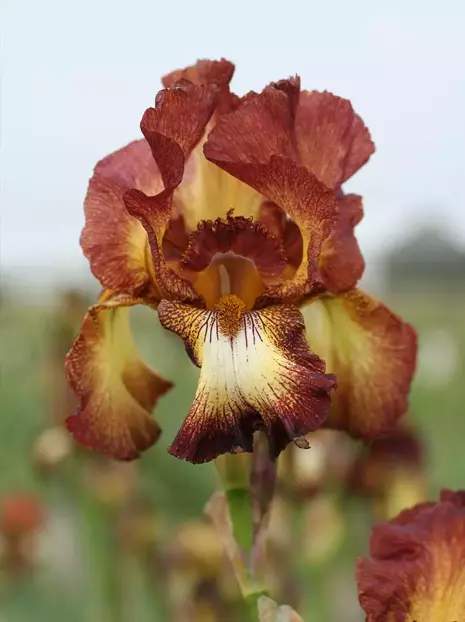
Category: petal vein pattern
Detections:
[{"x1": 158, "y1": 300, "x2": 336, "y2": 463}]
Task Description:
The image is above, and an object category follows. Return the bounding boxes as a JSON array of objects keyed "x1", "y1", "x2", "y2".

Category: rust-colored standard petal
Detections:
[
  {"x1": 158, "y1": 296, "x2": 336, "y2": 463},
  {"x1": 247, "y1": 85, "x2": 366, "y2": 293},
  {"x1": 65, "y1": 294, "x2": 172, "y2": 460},
  {"x1": 357, "y1": 490, "x2": 465, "y2": 621},
  {"x1": 293, "y1": 91, "x2": 374, "y2": 292},
  {"x1": 205, "y1": 117, "x2": 337, "y2": 300},
  {"x1": 80, "y1": 140, "x2": 163, "y2": 296},
  {"x1": 318, "y1": 193, "x2": 365, "y2": 293},
  {"x1": 295, "y1": 90, "x2": 374, "y2": 188},
  {"x1": 162, "y1": 58, "x2": 234, "y2": 89},
  {"x1": 124, "y1": 80, "x2": 219, "y2": 302},
  {"x1": 162, "y1": 57, "x2": 238, "y2": 113},
  {"x1": 302, "y1": 290, "x2": 417, "y2": 439}
]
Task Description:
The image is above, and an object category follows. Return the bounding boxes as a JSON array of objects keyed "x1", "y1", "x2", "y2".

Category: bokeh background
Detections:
[{"x1": 1, "y1": 0, "x2": 465, "y2": 620}]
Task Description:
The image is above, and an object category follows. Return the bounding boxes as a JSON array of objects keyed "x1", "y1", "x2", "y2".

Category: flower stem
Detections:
[
  {"x1": 215, "y1": 445, "x2": 275, "y2": 619},
  {"x1": 226, "y1": 487, "x2": 254, "y2": 552}
]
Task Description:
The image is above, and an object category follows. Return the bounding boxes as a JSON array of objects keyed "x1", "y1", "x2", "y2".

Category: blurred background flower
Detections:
[{"x1": 357, "y1": 490, "x2": 465, "y2": 620}]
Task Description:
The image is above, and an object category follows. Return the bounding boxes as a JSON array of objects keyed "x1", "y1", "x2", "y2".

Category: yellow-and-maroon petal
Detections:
[
  {"x1": 65, "y1": 294, "x2": 172, "y2": 460},
  {"x1": 356, "y1": 490, "x2": 465, "y2": 621},
  {"x1": 80, "y1": 140, "x2": 163, "y2": 297},
  {"x1": 318, "y1": 193, "x2": 365, "y2": 293},
  {"x1": 295, "y1": 90, "x2": 375, "y2": 188},
  {"x1": 124, "y1": 80, "x2": 219, "y2": 302},
  {"x1": 162, "y1": 58, "x2": 238, "y2": 113},
  {"x1": 157, "y1": 297, "x2": 336, "y2": 463},
  {"x1": 302, "y1": 290, "x2": 417, "y2": 439}
]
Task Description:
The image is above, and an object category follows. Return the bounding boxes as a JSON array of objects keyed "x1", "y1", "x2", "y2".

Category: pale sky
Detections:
[{"x1": 2, "y1": 0, "x2": 465, "y2": 284}]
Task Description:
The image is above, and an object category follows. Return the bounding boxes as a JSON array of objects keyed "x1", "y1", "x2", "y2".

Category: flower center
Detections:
[{"x1": 214, "y1": 294, "x2": 246, "y2": 337}]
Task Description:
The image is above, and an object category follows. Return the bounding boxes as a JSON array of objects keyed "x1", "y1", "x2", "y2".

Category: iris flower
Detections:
[
  {"x1": 65, "y1": 59, "x2": 417, "y2": 464},
  {"x1": 357, "y1": 489, "x2": 465, "y2": 620}
]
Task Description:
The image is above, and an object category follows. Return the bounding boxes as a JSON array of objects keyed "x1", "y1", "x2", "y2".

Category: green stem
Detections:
[
  {"x1": 215, "y1": 451, "x2": 273, "y2": 621},
  {"x1": 226, "y1": 488, "x2": 254, "y2": 552},
  {"x1": 80, "y1": 491, "x2": 124, "y2": 622},
  {"x1": 64, "y1": 456, "x2": 124, "y2": 622},
  {"x1": 244, "y1": 589, "x2": 270, "y2": 622}
]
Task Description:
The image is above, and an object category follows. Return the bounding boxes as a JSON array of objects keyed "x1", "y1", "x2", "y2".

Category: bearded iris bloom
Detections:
[
  {"x1": 357, "y1": 490, "x2": 465, "y2": 620},
  {"x1": 65, "y1": 59, "x2": 417, "y2": 464}
]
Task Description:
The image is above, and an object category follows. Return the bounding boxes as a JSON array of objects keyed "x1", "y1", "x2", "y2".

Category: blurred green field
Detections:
[{"x1": 1, "y1": 291, "x2": 464, "y2": 621}]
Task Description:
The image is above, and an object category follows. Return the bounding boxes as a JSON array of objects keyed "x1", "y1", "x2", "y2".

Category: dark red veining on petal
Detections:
[
  {"x1": 158, "y1": 301, "x2": 336, "y2": 464},
  {"x1": 179, "y1": 214, "x2": 287, "y2": 281}
]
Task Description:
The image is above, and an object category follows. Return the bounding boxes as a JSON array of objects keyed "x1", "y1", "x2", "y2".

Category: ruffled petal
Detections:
[
  {"x1": 205, "y1": 98, "x2": 337, "y2": 300},
  {"x1": 318, "y1": 193, "x2": 365, "y2": 293},
  {"x1": 302, "y1": 290, "x2": 417, "y2": 439},
  {"x1": 162, "y1": 58, "x2": 235, "y2": 89},
  {"x1": 124, "y1": 80, "x2": 219, "y2": 302},
  {"x1": 65, "y1": 293, "x2": 172, "y2": 460},
  {"x1": 158, "y1": 297, "x2": 336, "y2": 463},
  {"x1": 295, "y1": 90, "x2": 375, "y2": 188},
  {"x1": 357, "y1": 490, "x2": 465, "y2": 621},
  {"x1": 162, "y1": 57, "x2": 238, "y2": 113},
  {"x1": 80, "y1": 140, "x2": 163, "y2": 297}
]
